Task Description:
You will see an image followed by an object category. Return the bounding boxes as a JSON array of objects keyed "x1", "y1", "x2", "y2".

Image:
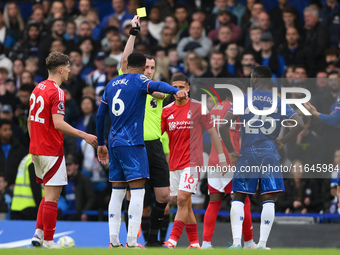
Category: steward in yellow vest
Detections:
[{"x1": 11, "y1": 154, "x2": 44, "y2": 220}]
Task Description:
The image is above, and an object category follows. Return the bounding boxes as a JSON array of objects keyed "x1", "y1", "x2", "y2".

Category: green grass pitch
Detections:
[{"x1": 0, "y1": 248, "x2": 338, "y2": 255}]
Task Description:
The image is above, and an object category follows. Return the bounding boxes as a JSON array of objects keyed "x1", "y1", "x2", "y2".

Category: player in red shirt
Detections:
[
  {"x1": 28, "y1": 52, "x2": 97, "y2": 248},
  {"x1": 202, "y1": 94, "x2": 254, "y2": 249},
  {"x1": 161, "y1": 73, "x2": 227, "y2": 249}
]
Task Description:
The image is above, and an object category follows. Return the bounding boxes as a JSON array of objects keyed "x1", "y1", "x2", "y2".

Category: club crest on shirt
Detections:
[
  {"x1": 150, "y1": 98, "x2": 157, "y2": 108},
  {"x1": 187, "y1": 110, "x2": 191, "y2": 119},
  {"x1": 58, "y1": 102, "x2": 65, "y2": 111}
]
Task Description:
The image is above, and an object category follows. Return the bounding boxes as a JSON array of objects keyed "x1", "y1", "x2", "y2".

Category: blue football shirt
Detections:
[
  {"x1": 229, "y1": 90, "x2": 297, "y2": 153},
  {"x1": 97, "y1": 73, "x2": 179, "y2": 147}
]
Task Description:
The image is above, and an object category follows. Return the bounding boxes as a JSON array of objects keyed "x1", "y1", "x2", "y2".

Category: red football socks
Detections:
[
  {"x1": 185, "y1": 224, "x2": 199, "y2": 245},
  {"x1": 242, "y1": 196, "x2": 253, "y2": 242},
  {"x1": 36, "y1": 198, "x2": 45, "y2": 230},
  {"x1": 203, "y1": 200, "x2": 222, "y2": 242},
  {"x1": 43, "y1": 201, "x2": 58, "y2": 241},
  {"x1": 169, "y1": 220, "x2": 185, "y2": 242}
]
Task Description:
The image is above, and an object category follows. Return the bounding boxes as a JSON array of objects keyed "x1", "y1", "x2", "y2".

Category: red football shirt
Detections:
[
  {"x1": 208, "y1": 100, "x2": 241, "y2": 166},
  {"x1": 29, "y1": 80, "x2": 65, "y2": 156},
  {"x1": 161, "y1": 98, "x2": 214, "y2": 171}
]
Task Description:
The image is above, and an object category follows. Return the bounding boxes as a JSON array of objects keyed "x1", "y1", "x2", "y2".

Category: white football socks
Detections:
[
  {"x1": 258, "y1": 201, "x2": 275, "y2": 248},
  {"x1": 230, "y1": 200, "x2": 244, "y2": 246},
  {"x1": 35, "y1": 228, "x2": 43, "y2": 239},
  {"x1": 109, "y1": 187, "x2": 126, "y2": 246},
  {"x1": 126, "y1": 187, "x2": 145, "y2": 247}
]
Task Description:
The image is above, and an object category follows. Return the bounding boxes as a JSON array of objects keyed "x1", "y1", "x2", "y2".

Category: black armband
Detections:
[{"x1": 129, "y1": 26, "x2": 140, "y2": 36}]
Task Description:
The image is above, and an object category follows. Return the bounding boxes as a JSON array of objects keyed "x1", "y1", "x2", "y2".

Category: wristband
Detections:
[
  {"x1": 129, "y1": 26, "x2": 140, "y2": 36},
  {"x1": 218, "y1": 153, "x2": 226, "y2": 163}
]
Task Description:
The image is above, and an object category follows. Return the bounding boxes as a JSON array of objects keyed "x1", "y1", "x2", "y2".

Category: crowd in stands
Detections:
[{"x1": 1, "y1": 0, "x2": 340, "y2": 222}]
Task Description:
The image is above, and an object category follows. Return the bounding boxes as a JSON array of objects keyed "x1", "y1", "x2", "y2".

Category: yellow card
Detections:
[{"x1": 137, "y1": 7, "x2": 147, "y2": 17}]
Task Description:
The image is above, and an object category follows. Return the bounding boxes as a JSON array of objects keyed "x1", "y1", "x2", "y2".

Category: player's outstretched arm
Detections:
[
  {"x1": 151, "y1": 92, "x2": 166, "y2": 99},
  {"x1": 304, "y1": 102, "x2": 340, "y2": 127},
  {"x1": 121, "y1": 15, "x2": 140, "y2": 74},
  {"x1": 276, "y1": 114, "x2": 304, "y2": 150},
  {"x1": 52, "y1": 114, "x2": 97, "y2": 148},
  {"x1": 220, "y1": 112, "x2": 240, "y2": 165},
  {"x1": 147, "y1": 80, "x2": 187, "y2": 98},
  {"x1": 207, "y1": 126, "x2": 229, "y2": 173}
]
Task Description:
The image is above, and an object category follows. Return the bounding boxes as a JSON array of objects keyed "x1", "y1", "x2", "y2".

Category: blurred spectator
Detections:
[
  {"x1": 207, "y1": 9, "x2": 242, "y2": 43},
  {"x1": 0, "y1": 10, "x2": 16, "y2": 49},
  {"x1": 108, "y1": 33, "x2": 123, "y2": 70},
  {"x1": 269, "y1": 0, "x2": 299, "y2": 30},
  {"x1": 64, "y1": 20, "x2": 78, "y2": 44},
  {"x1": 278, "y1": 27, "x2": 304, "y2": 66},
  {"x1": 15, "y1": 83, "x2": 34, "y2": 136},
  {"x1": 214, "y1": 25, "x2": 233, "y2": 48},
  {"x1": 100, "y1": 0, "x2": 133, "y2": 32},
  {"x1": 242, "y1": 2, "x2": 265, "y2": 30},
  {"x1": 238, "y1": 50, "x2": 256, "y2": 78},
  {"x1": 62, "y1": 153, "x2": 96, "y2": 221},
  {"x1": 64, "y1": 0, "x2": 80, "y2": 21},
  {"x1": 178, "y1": 9, "x2": 207, "y2": 40},
  {"x1": 0, "y1": 43, "x2": 13, "y2": 77},
  {"x1": 13, "y1": 58, "x2": 25, "y2": 90},
  {"x1": 78, "y1": 36, "x2": 95, "y2": 69},
  {"x1": 3, "y1": 2, "x2": 25, "y2": 41},
  {"x1": 148, "y1": 6, "x2": 165, "y2": 42},
  {"x1": 9, "y1": 21, "x2": 41, "y2": 61},
  {"x1": 168, "y1": 48, "x2": 184, "y2": 75},
  {"x1": 103, "y1": 57, "x2": 118, "y2": 83},
  {"x1": 201, "y1": 50, "x2": 230, "y2": 78},
  {"x1": 221, "y1": 42, "x2": 241, "y2": 76},
  {"x1": 328, "y1": 149, "x2": 340, "y2": 214},
  {"x1": 155, "y1": 0, "x2": 178, "y2": 18},
  {"x1": 10, "y1": 154, "x2": 43, "y2": 220},
  {"x1": 258, "y1": 32, "x2": 286, "y2": 77},
  {"x1": 138, "y1": 18, "x2": 158, "y2": 50},
  {"x1": 159, "y1": 26, "x2": 177, "y2": 53},
  {"x1": 5, "y1": 77, "x2": 16, "y2": 95},
  {"x1": 153, "y1": 55, "x2": 170, "y2": 82},
  {"x1": 37, "y1": 18, "x2": 67, "y2": 78},
  {"x1": 320, "y1": 0, "x2": 340, "y2": 47},
  {"x1": 86, "y1": 51, "x2": 107, "y2": 97},
  {"x1": 174, "y1": 5, "x2": 189, "y2": 32},
  {"x1": 0, "y1": 119, "x2": 27, "y2": 189},
  {"x1": 75, "y1": 0, "x2": 92, "y2": 29},
  {"x1": 64, "y1": 49, "x2": 87, "y2": 105},
  {"x1": 44, "y1": 0, "x2": 66, "y2": 26},
  {"x1": 20, "y1": 71, "x2": 35, "y2": 86},
  {"x1": 225, "y1": 0, "x2": 246, "y2": 26},
  {"x1": 184, "y1": 51, "x2": 207, "y2": 79},
  {"x1": 177, "y1": 21, "x2": 212, "y2": 60},
  {"x1": 275, "y1": 6, "x2": 302, "y2": 46},
  {"x1": 0, "y1": 69, "x2": 19, "y2": 109},
  {"x1": 0, "y1": 104, "x2": 28, "y2": 149},
  {"x1": 86, "y1": 8, "x2": 101, "y2": 41},
  {"x1": 164, "y1": 15, "x2": 180, "y2": 43},
  {"x1": 25, "y1": 57, "x2": 43, "y2": 84},
  {"x1": 127, "y1": 0, "x2": 142, "y2": 16},
  {"x1": 287, "y1": 116, "x2": 325, "y2": 166},
  {"x1": 303, "y1": 7, "x2": 330, "y2": 77},
  {"x1": 82, "y1": 86, "x2": 96, "y2": 101},
  {"x1": 61, "y1": 86, "x2": 80, "y2": 124},
  {"x1": 246, "y1": 26, "x2": 261, "y2": 60},
  {"x1": 0, "y1": 173, "x2": 12, "y2": 217},
  {"x1": 185, "y1": 0, "x2": 214, "y2": 16},
  {"x1": 28, "y1": 5, "x2": 49, "y2": 39},
  {"x1": 77, "y1": 20, "x2": 93, "y2": 41},
  {"x1": 72, "y1": 96, "x2": 97, "y2": 151}
]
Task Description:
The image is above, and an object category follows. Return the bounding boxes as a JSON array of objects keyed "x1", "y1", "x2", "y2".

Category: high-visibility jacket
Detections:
[{"x1": 11, "y1": 154, "x2": 44, "y2": 211}]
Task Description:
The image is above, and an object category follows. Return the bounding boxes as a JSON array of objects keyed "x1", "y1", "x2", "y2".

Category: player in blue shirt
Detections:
[
  {"x1": 96, "y1": 52, "x2": 187, "y2": 248},
  {"x1": 304, "y1": 94, "x2": 340, "y2": 209},
  {"x1": 220, "y1": 66, "x2": 304, "y2": 249}
]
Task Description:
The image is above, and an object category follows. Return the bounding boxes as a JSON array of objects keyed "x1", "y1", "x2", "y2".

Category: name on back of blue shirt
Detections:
[
  {"x1": 112, "y1": 78, "x2": 129, "y2": 86},
  {"x1": 253, "y1": 95, "x2": 273, "y2": 104}
]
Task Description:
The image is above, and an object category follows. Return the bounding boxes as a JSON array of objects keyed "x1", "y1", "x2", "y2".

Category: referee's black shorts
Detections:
[{"x1": 145, "y1": 139, "x2": 170, "y2": 188}]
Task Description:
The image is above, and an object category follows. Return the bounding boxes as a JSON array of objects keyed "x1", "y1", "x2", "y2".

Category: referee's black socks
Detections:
[{"x1": 147, "y1": 201, "x2": 168, "y2": 242}]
